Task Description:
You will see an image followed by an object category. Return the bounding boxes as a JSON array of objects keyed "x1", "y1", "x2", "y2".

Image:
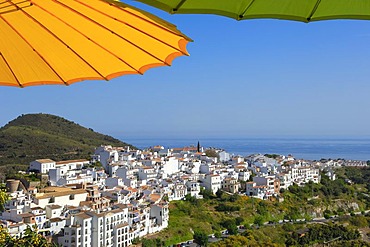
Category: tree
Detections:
[
  {"x1": 162, "y1": 194, "x2": 169, "y2": 202},
  {"x1": 132, "y1": 237, "x2": 140, "y2": 245},
  {"x1": 0, "y1": 189, "x2": 9, "y2": 212},
  {"x1": 226, "y1": 223, "x2": 238, "y2": 235},
  {"x1": 323, "y1": 209, "x2": 331, "y2": 219},
  {"x1": 221, "y1": 219, "x2": 238, "y2": 235},
  {"x1": 264, "y1": 154, "x2": 279, "y2": 159},
  {"x1": 194, "y1": 231, "x2": 208, "y2": 246},
  {"x1": 256, "y1": 201, "x2": 268, "y2": 216},
  {"x1": 214, "y1": 231, "x2": 222, "y2": 238},
  {"x1": 228, "y1": 193, "x2": 239, "y2": 202},
  {"x1": 185, "y1": 194, "x2": 199, "y2": 206},
  {"x1": 0, "y1": 224, "x2": 58, "y2": 246},
  {"x1": 205, "y1": 149, "x2": 219, "y2": 159},
  {"x1": 235, "y1": 217, "x2": 244, "y2": 226},
  {"x1": 253, "y1": 215, "x2": 264, "y2": 226},
  {"x1": 216, "y1": 189, "x2": 224, "y2": 199},
  {"x1": 200, "y1": 188, "x2": 213, "y2": 199}
]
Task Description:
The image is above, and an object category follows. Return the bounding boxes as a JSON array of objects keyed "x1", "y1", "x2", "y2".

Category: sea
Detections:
[{"x1": 122, "y1": 137, "x2": 370, "y2": 161}]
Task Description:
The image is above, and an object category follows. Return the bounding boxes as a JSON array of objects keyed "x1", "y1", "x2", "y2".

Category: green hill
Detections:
[{"x1": 0, "y1": 113, "x2": 135, "y2": 166}]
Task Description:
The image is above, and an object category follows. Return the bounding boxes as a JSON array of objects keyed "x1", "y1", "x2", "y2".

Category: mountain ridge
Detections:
[{"x1": 0, "y1": 113, "x2": 135, "y2": 166}]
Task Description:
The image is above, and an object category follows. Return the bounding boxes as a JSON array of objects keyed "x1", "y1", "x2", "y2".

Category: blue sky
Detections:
[{"x1": 2, "y1": 2, "x2": 370, "y2": 139}]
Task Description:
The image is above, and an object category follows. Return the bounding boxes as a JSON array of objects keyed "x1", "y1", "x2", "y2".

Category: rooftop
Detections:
[
  {"x1": 35, "y1": 159, "x2": 55, "y2": 163},
  {"x1": 56, "y1": 159, "x2": 89, "y2": 165},
  {"x1": 36, "y1": 188, "x2": 87, "y2": 199}
]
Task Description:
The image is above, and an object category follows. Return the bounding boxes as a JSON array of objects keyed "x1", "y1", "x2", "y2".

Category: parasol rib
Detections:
[
  {"x1": 0, "y1": 0, "x2": 32, "y2": 15},
  {"x1": 307, "y1": 0, "x2": 322, "y2": 21},
  {"x1": 239, "y1": 0, "x2": 256, "y2": 20},
  {"x1": 32, "y1": 1, "x2": 142, "y2": 75},
  {"x1": 172, "y1": 0, "x2": 186, "y2": 13},
  {"x1": 0, "y1": 52, "x2": 22, "y2": 87},
  {"x1": 80, "y1": 0, "x2": 188, "y2": 57},
  {"x1": 6, "y1": 0, "x2": 109, "y2": 81},
  {"x1": 106, "y1": 0, "x2": 191, "y2": 40},
  {"x1": 54, "y1": 0, "x2": 170, "y2": 66}
]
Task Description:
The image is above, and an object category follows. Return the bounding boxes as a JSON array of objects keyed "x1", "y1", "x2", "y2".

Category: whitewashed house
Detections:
[
  {"x1": 186, "y1": 181, "x2": 201, "y2": 198},
  {"x1": 59, "y1": 212, "x2": 93, "y2": 247},
  {"x1": 105, "y1": 177, "x2": 125, "y2": 189},
  {"x1": 253, "y1": 176, "x2": 280, "y2": 196},
  {"x1": 246, "y1": 182, "x2": 268, "y2": 199},
  {"x1": 45, "y1": 204, "x2": 63, "y2": 219},
  {"x1": 33, "y1": 187, "x2": 88, "y2": 208},
  {"x1": 30, "y1": 206, "x2": 47, "y2": 229},
  {"x1": 94, "y1": 146, "x2": 120, "y2": 170},
  {"x1": 219, "y1": 151, "x2": 230, "y2": 162},
  {"x1": 278, "y1": 173, "x2": 293, "y2": 190},
  {"x1": 161, "y1": 157, "x2": 179, "y2": 176},
  {"x1": 169, "y1": 183, "x2": 186, "y2": 201},
  {"x1": 138, "y1": 167, "x2": 157, "y2": 181},
  {"x1": 203, "y1": 174, "x2": 221, "y2": 194},
  {"x1": 29, "y1": 159, "x2": 56, "y2": 174},
  {"x1": 221, "y1": 177, "x2": 239, "y2": 194},
  {"x1": 48, "y1": 217, "x2": 66, "y2": 236},
  {"x1": 1, "y1": 190, "x2": 32, "y2": 222},
  {"x1": 149, "y1": 203, "x2": 169, "y2": 233}
]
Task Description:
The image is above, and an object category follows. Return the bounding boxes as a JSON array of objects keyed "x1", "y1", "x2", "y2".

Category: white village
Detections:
[{"x1": 1, "y1": 143, "x2": 366, "y2": 247}]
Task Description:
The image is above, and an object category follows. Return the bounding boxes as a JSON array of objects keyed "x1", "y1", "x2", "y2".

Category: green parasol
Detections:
[{"x1": 132, "y1": 0, "x2": 370, "y2": 22}]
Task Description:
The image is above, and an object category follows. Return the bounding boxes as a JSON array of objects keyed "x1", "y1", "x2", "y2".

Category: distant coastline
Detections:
[{"x1": 122, "y1": 137, "x2": 370, "y2": 161}]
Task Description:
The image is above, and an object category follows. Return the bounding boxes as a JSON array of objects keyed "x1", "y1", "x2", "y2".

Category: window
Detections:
[{"x1": 69, "y1": 194, "x2": 75, "y2": 200}]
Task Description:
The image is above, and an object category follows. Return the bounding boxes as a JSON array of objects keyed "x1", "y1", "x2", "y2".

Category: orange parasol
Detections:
[{"x1": 0, "y1": 0, "x2": 191, "y2": 87}]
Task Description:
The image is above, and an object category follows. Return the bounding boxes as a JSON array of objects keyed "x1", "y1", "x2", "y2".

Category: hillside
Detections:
[
  {"x1": 152, "y1": 167, "x2": 370, "y2": 246},
  {"x1": 0, "y1": 113, "x2": 135, "y2": 166}
]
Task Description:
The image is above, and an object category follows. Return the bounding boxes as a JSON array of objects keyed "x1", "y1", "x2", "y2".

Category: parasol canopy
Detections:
[
  {"x1": 0, "y1": 0, "x2": 191, "y2": 87},
  {"x1": 133, "y1": 0, "x2": 370, "y2": 22}
]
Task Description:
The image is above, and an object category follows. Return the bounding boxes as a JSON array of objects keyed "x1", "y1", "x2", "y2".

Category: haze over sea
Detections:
[{"x1": 122, "y1": 137, "x2": 370, "y2": 161}]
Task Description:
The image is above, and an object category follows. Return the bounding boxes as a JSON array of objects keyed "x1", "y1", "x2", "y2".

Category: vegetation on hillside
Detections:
[
  {"x1": 0, "y1": 225, "x2": 58, "y2": 247},
  {"x1": 146, "y1": 167, "x2": 370, "y2": 246},
  {"x1": 341, "y1": 166, "x2": 370, "y2": 192},
  {"x1": 0, "y1": 113, "x2": 136, "y2": 169},
  {"x1": 285, "y1": 223, "x2": 361, "y2": 246}
]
